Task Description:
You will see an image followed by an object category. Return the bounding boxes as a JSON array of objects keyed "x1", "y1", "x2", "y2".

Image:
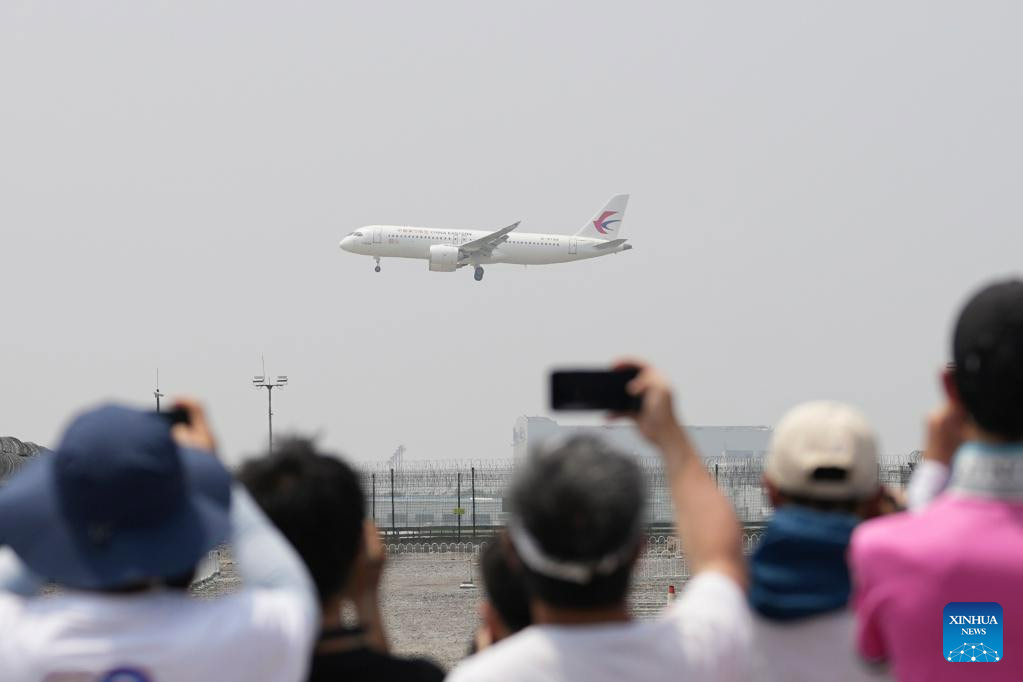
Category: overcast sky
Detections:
[{"x1": 2, "y1": 2, "x2": 1021, "y2": 466}]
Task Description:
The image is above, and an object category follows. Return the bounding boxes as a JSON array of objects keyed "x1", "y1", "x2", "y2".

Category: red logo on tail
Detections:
[{"x1": 593, "y1": 211, "x2": 620, "y2": 235}]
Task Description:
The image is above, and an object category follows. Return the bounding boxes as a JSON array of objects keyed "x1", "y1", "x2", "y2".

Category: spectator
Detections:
[
  {"x1": 850, "y1": 279, "x2": 1023, "y2": 681},
  {"x1": 749, "y1": 401, "x2": 889, "y2": 681},
  {"x1": 0, "y1": 402, "x2": 319, "y2": 681},
  {"x1": 239, "y1": 438, "x2": 445, "y2": 682},
  {"x1": 470, "y1": 536, "x2": 532, "y2": 653},
  {"x1": 448, "y1": 360, "x2": 751, "y2": 682}
]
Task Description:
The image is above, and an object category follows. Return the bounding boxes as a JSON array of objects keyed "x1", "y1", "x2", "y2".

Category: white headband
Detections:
[{"x1": 508, "y1": 518, "x2": 642, "y2": 585}]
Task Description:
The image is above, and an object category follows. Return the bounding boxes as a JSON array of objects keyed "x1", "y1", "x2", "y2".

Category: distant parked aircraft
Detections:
[{"x1": 339, "y1": 195, "x2": 631, "y2": 281}]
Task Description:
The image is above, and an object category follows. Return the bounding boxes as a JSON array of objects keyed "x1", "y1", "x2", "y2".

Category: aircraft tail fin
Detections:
[{"x1": 575, "y1": 194, "x2": 629, "y2": 240}]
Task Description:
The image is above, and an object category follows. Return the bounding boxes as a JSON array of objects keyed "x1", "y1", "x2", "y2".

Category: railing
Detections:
[{"x1": 381, "y1": 525, "x2": 767, "y2": 586}]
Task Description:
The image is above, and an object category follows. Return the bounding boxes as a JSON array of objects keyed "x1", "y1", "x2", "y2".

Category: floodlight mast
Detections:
[
  {"x1": 154, "y1": 369, "x2": 164, "y2": 413},
  {"x1": 252, "y1": 373, "x2": 288, "y2": 452}
]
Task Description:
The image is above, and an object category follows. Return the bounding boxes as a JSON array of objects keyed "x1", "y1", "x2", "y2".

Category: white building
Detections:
[{"x1": 512, "y1": 416, "x2": 772, "y2": 461}]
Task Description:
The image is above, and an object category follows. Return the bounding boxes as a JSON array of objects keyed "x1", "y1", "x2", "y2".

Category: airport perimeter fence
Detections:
[
  {"x1": 378, "y1": 538, "x2": 696, "y2": 582},
  {"x1": 357, "y1": 452, "x2": 921, "y2": 544},
  {"x1": 0, "y1": 437, "x2": 49, "y2": 483},
  {"x1": 187, "y1": 453, "x2": 921, "y2": 592}
]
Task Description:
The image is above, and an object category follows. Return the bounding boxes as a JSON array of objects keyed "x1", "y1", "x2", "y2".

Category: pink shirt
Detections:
[{"x1": 850, "y1": 451, "x2": 1023, "y2": 682}]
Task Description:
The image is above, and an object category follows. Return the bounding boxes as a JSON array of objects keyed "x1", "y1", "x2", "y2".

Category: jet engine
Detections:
[{"x1": 428, "y1": 244, "x2": 460, "y2": 272}]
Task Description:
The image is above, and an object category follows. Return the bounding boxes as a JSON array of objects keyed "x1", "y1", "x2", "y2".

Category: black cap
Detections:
[{"x1": 953, "y1": 279, "x2": 1023, "y2": 440}]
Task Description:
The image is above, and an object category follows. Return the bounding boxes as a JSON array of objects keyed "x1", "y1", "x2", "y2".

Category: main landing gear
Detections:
[
  {"x1": 473, "y1": 266, "x2": 485, "y2": 282},
  {"x1": 374, "y1": 257, "x2": 381, "y2": 273}
]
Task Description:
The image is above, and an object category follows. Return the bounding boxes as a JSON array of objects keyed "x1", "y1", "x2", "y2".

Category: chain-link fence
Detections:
[
  {"x1": 360, "y1": 460, "x2": 509, "y2": 540},
  {"x1": 358, "y1": 453, "x2": 921, "y2": 539}
]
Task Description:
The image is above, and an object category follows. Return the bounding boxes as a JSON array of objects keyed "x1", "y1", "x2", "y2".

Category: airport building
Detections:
[{"x1": 511, "y1": 415, "x2": 773, "y2": 461}]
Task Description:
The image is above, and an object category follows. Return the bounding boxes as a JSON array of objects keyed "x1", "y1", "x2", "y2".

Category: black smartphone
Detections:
[
  {"x1": 155, "y1": 407, "x2": 191, "y2": 426},
  {"x1": 550, "y1": 368, "x2": 642, "y2": 412}
]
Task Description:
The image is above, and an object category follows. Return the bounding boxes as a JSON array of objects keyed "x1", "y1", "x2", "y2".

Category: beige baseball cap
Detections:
[{"x1": 765, "y1": 401, "x2": 880, "y2": 501}]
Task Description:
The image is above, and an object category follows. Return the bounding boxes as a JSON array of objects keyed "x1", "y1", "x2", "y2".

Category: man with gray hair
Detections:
[{"x1": 448, "y1": 360, "x2": 751, "y2": 682}]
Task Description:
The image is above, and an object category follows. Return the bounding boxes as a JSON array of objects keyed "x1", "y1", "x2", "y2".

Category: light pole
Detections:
[
  {"x1": 154, "y1": 369, "x2": 164, "y2": 413},
  {"x1": 252, "y1": 373, "x2": 288, "y2": 452}
]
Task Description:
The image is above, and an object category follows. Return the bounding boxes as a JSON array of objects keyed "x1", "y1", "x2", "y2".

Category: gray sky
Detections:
[{"x1": 2, "y1": 1, "x2": 1021, "y2": 466}]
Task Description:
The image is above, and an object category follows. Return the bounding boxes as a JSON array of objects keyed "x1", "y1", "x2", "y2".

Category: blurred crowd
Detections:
[{"x1": 0, "y1": 278, "x2": 1020, "y2": 682}]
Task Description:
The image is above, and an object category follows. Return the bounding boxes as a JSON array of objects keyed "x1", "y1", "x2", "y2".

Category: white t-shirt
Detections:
[
  {"x1": 447, "y1": 571, "x2": 751, "y2": 682},
  {"x1": 750, "y1": 609, "x2": 889, "y2": 682},
  {"x1": 0, "y1": 587, "x2": 315, "y2": 682},
  {"x1": 905, "y1": 459, "x2": 950, "y2": 511}
]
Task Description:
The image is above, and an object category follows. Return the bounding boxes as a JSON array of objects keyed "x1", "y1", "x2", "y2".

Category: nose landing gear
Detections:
[
  {"x1": 374, "y1": 257, "x2": 381, "y2": 273},
  {"x1": 473, "y1": 266, "x2": 484, "y2": 282}
]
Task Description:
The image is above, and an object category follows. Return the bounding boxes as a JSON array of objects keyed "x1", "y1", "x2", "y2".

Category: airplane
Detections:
[{"x1": 339, "y1": 194, "x2": 631, "y2": 281}]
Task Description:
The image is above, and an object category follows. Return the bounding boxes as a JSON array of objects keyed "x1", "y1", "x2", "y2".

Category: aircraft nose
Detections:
[{"x1": 339, "y1": 236, "x2": 353, "y2": 252}]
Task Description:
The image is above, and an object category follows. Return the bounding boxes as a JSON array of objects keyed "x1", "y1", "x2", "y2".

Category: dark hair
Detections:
[
  {"x1": 238, "y1": 437, "x2": 365, "y2": 604},
  {"x1": 508, "y1": 436, "x2": 644, "y2": 609},
  {"x1": 953, "y1": 280, "x2": 1023, "y2": 440},
  {"x1": 481, "y1": 538, "x2": 531, "y2": 633}
]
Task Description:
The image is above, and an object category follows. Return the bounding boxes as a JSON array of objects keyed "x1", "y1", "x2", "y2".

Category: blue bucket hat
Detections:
[{"x1": 0, "y1": 405, "x2": 232, "y2": 590}]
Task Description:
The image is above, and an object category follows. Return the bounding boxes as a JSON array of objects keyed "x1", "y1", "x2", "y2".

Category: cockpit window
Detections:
[{"x1": 352, "y1": 231, "x2": 364, "y2": 237}]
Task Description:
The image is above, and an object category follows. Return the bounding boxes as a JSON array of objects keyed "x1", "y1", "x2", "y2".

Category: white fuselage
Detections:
[{"x1": 339, "y1": 225, "x2": 630, "y2": 266}]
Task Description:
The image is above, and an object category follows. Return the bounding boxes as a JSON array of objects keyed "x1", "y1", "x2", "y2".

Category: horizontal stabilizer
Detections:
[{"x1": 593, "y1": 238, "x2": 628, "y2": 250}]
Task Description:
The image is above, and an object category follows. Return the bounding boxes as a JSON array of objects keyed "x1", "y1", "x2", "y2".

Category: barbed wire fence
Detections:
[
  {"x1": 185, "y1": 452, "x2": 920, "y2": 592},
  {"x1": 358, "y1": 452, "x2": 921, "y2": 552}
]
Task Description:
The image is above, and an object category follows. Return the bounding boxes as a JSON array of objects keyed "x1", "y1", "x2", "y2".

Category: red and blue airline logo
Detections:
[{"x1": 593, "y1": 211, "x2": 620, "y2": 235}]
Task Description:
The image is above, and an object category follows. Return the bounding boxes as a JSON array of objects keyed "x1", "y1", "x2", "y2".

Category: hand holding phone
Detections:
[
  {"x1": 610, "y1": 360, "x2": 685, "y2": 447},
  {"x1": 163, "y1": 399, "x2": 218, "y2": 455}
]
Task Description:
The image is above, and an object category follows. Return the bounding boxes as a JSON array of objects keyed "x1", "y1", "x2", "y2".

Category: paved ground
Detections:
[{"x1": 193, "y1": 552, "x2": 680, "y2": 672}]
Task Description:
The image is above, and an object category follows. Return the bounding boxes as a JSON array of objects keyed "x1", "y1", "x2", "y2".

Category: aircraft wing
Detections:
[{"x1": 459, "y1": 222, "x2": 520, "y2": 257}]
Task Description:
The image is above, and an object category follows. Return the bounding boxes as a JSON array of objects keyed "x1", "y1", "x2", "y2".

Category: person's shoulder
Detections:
[
  {"x1": 681, "y1": 569, "x2": 746, "y2": 597},
  {"x1": 179, "y1": 588, "x2": 316, "y2": 651},
  {"x1": 0, "y1": 591, "x2": 23, "y2": 610},
  {"x1": 447, "y1": 629, "x2": 547, "y2": 682},
  {"x1": 849, "y1": 506, "x2": 964, "y2": 592},
  {"x1": 663, "y1": 570, "x2": 751, "y2": 639},
  {"x1": 168, "y1": 589, "x2": 315, "y2": 680},
  {"x1": 850, "y1": 509, "x2": 935, "y2": 563},
  {"x1": 752, "y1": 604, "x2": 853, "y2": 630},
  {"x1": 0, "y1": 592, "x2": 24, "y2": 631},
  {"x1": 670, "y1": 570, "x2": 749, "y2": 618},
  {"x1": 751, "y1": 608, "x2": 884, "y2": 682},
  {"x1": 225, "y1": 586, "x2": 314, "y2": 623},
  {"x1": 656, "y1": 571, "x2": 753, "y2": 679}
]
